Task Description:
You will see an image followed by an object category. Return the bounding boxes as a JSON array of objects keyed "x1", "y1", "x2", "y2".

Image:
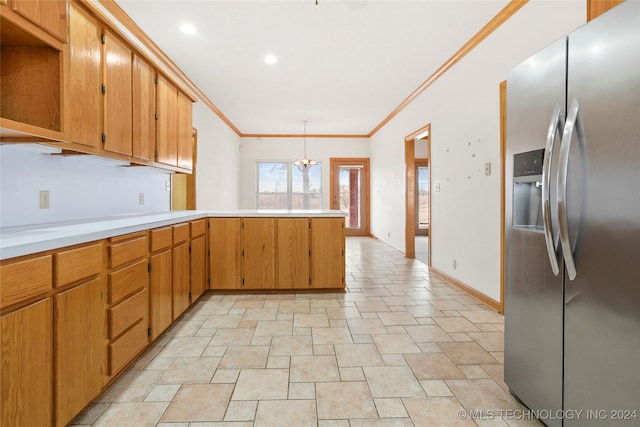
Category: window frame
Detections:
[{"x1": 256, "y1": 160, "x2": 322, "y2": 210}]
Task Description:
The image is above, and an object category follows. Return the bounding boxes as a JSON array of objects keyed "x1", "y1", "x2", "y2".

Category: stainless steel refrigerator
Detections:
[{"x1": 505, "y1": 2, "x2": 639, "y2": 426}]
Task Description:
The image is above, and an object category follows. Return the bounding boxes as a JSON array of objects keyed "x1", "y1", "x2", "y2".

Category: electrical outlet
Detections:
[
  {"x1": 484, "y1": 162, "x2": 492, "y2": 176},
  {"x1": 452, "y1": 259, "x2": 457, "y2": 269},
  {"x1": 139, "y1": 193, "x2": 145, "y2": 205},
  {"x1": 39, "y1": 191, "x2": 50, "y2": 209},
  {"x1": 165, "y1": 181, "x2": 171, "y2": 191},
  {"x1": 435, "y1": 181, "x2": 441, "y2": 192}
]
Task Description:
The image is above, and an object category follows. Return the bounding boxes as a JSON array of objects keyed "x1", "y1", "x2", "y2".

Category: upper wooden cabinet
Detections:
[
  {"x1": 155, "y1": 74, "x2": 178, "y2": 167},
  {"x1": 177, "y1": 90, "x2": 193, "y2": 170},
  {"x1": 11, "y1": 0, "x2": 68, "y2": 42},
  {"x1": 66, "y1": 1, "x2": 101, "y2": 149},
  {"x1": 102, "y1": 29, "x2": 133, "y2": 156},
  {"x1": 132, "y1": 54, "x2": 155, "y2": 162}
]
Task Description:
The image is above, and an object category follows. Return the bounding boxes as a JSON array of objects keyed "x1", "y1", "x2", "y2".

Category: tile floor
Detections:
[{"x1": 72, "y1": 237, "x2": 542, "y2": 427}]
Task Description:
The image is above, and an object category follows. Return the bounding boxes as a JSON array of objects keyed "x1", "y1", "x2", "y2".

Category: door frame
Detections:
[
  {"x1": 405, "y1": 124, "x2": 431, "y2": 265},
  {"x1": 415, "y1": 159, "x2": 429, "y2": 236},
  {"x1": 329, "y1": 158, "x2": 370, "y2": 236}
]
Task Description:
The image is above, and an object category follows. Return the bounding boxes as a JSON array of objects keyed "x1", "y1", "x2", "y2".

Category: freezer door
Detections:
[
  {"x1": 504, "y1": 37, "x2": 566, "y2": 427},
  {"x1": 563, "y1": 2, "x2": 640, "y2": 425}
]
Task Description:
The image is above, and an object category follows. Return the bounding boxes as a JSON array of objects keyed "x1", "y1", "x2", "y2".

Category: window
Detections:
[{"x1": 257, "y1": 161, "x2": 322, "y2": 209}]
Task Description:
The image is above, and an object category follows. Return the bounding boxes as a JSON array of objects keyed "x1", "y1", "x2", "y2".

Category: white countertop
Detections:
[{"x1": 0, "y1": 210, "x2": 346, "y2": 260}]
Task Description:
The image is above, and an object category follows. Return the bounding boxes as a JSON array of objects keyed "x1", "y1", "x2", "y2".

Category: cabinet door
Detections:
[
  {"x1": 12, "y1": 0, "x2": 68, "y2": 42},
  {"x1": 132, "y1": 55, "x2": 155, "y2": 161},
  {"x1": 149, "y1": 249, "x2": 172, "y2": 341},
  {"x1": 1, "y1": 298, "x2": 53, "y2": 427},
  {"x1": 209, "y1": 218, "x2": 242, "y2": 289},
  {"x1": 155, "y1": 74, "x2": 177, "y2": 166},
  {"x1": 277, "y1": 218, "x2": 310, "y2": 288},
  {"x1": 190, "y1": 235, "x2": 206, "y2": 301},
  {"x1": 310, "y1": 218, "x2": 345, "y2": 289},
  {"x1": 67, "y1": 2, "x2": 101, "y2": 148},
  {"x1": 54, "y1": 277, "x2": 104, "y2": 427},
  {"x1": 242, "y1": 218, "x2": 275, "y2": 289},
  {"x1": 177, "y1": 91, "x2": 193, "y2": 170},
  {"x1": 103, "y1": 30, "x2": 132, "y2": 156},
  {"x1": 172, "y1": 241, "x2": 190, "y2": 320}
]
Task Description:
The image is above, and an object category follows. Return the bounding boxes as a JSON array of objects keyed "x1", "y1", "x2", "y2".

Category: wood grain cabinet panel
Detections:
[
  {"x1": 150, "y1": 226, "x2": 173, "y2": 252},
  {"x1": 177, "y1": 90, "x2": 193, "y2": 170},
  {"x1": 102, "y1": 29, "x2": 132, "y2": 156},
  {"x1": 109, "y1": 288, "x2": 147, "y2": 339},
  {"x1": 108, "y1": 258, "x2": 147, "y2": 304},
  {"x1": 1, "y1": 298, "x2": 53, "y2": 427},
  {"x1": 0, "y1": 254, "x2": 52, "y2": 309},
  {"x1": 12, "y1": 0, "x2": 68, "y2": 42},
  {"x1": 190, "y1": 234, "x2": 206, "y2": 301},
  {"x1": 67, "y1": 1, "x2": 101, "y2": 148},
  {"x1": 108, "y1": 318, "x2": 147, "y2": 376},
  {"x1": 242, "y1": 218, "x2": 275, "y2": 289},
  {"x1": 149, "y1": 249, "x2": 172, "y2": 341},
  {"x1": 209, "y1": 218, "x2": 242, "y2": 289},
  {"x1": 132, "y1": 54, "x2": 155, "y2": 161},
  {"x1": 54, "y1": 242, "x2": 103, "y2": 287},
  {"x1": 108, "y1": 236, "x2": 146, "y2": 269},
  {"x1": 310, "y1": 218, "x2": 345, "y2": 289},
  {"x1": 277, "y1": 218, "x2": 310, "y2": 288},
  {"x1": 190, "y1": 219, "x2": 206, "y2": 238},
  {"x1": 172, "y1": 241, "x2": 189, "y2": 320},
  {"x1": 155, "y1": 74, "x2": 177, "y2": 166},
  {"x1": 54, "y1": 277, "x2": 104, "y2": 427}
]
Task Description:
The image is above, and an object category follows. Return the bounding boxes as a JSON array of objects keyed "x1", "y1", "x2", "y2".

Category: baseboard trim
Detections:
[{"x1": 429, "y1": 267, "x2": 501, "y2": 313}]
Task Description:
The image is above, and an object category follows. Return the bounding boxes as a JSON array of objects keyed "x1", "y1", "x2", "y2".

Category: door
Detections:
[
  {"x1": 415, "y1": 160, "x2": 429, "y2": 236},
  {"x1": 563, "y1": 3, "x2": 640, "y2": 423},
  {"x1": 209, "y1": 218, "x2": 242, "y2": 289},
  {"x1": 504, "y1": 37, "x2": 567, "y2": 427},
  {"x1": 276, "y1": 218, "x2": 310, "y2": 288},
  {"x1": 330, "y1": 158, "x2": 369, "y2": 236},
  {"x1": 149, "y1": 249, "x2": 172, "y2": 341},
  {"x1": 103, "y1": 30, "x2": 132, "y2": 156},
  {"x1": 310, "y1": 218, "x2": 345, "y2": 289},
  {"x1": 242, "y1": 218, "x2": 276, "y2": 289}
]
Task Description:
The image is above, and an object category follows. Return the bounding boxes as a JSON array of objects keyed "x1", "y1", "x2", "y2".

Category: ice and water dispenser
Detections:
[{"x1": 513, "y1": 149, "x2": 545, "y2": 231}]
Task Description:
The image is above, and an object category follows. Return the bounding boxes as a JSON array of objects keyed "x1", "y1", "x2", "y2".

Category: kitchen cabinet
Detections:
[
  {"x1": 105, "y1": 232, "x2": 149, "y2": 381},
  {"x1": 53, "y1": 242, "x2": 104, "y2": 427},
  {"x1": 177, "y1": 90, "x2": 193, "y2": 170},
  {"x1": 149, "y1": 227, "x2": 173, "y2": 341},
  {"x1": 132, "y1": 54, "x2": 155, "y2": 162},
  {"x1": 209, "y1": 218, "x2": 242, "y2": 289},
  {"x1": 242, "y1": 218, "x2": 276, "y2": 289},
  {"x1": 277, "y1": 218, "x2": 310, "y2": 288},
  {"x1": 172, "y1": 223, "x2": 190, "y2": 320},
  {"x1": 11, "y1": 0, "x2": 68, "y2": 42},
  {"x1": 190, "y1": 219, "x2": 207, "y2": 301},
  {"x1": 66, "y1": 0, "x2": 101, "y2": 149},
  {"x1": 102, "y1": 29, "x2": 133, "y2": 157},
  {"x1": 310, "y1": 218, "x2": 345, "y2": 289},
  {"x1": 155, "y1": 74, "x2": 178, "y2": 167}
]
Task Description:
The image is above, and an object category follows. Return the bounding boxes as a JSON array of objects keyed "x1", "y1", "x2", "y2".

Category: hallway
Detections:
[{"x1": 72, "y1": 237, "x2": 540, "y2": 426}]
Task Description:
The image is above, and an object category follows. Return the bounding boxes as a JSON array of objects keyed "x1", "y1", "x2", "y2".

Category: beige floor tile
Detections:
[
  {"x1": 294, "y1": 326, "x2": 313, "y2": 335},
  {"x1": 201, "y1": 314, "x2": 243, "y2": 329},
  {"x1": 429, "y1": 299, "x2": 469, "y2": 311},
  {"x1": 161, "y1": 384, "x2": 234, "y2": 422},
  {"x1": 290, "y1": 355, "x2": 340, "y2": 382},
  {"x1": 159, "y1": 357, "x2": 220, "y2": 384},
  {"x1": 374, "y1": 397, "x2": 409, "y2": 417},
  {"x1": 69, "y1": 403, "x2": 109, "y2": 424},
  {"x1": 96, "y1": 370, "x2": 163, "y2": 403},
  {"x1": 266, "y1": 355, "x2": 290, "y2": 368},
  {"x1": 349, "y1": 419, "x2": 414, "y2": 427},
  {"x1": 326, "y1": 306, "x2": 362, "y2": 319},
  {"x1": 356, "y1": 301, "x2": 391, "y2": 312},
  {"x1": 405, "y1": 353, "x2": 466, "y2": 380},
  {"x1": 163, "y1": 319, "x2": 206, "y2": 337},
  {"x1": 278, "y1": 302, "x2": 311, "y2": 314},
  {"x1": 335, "y1": 343, "x2": 385, "y2": 367},
  {"x1": 364, "y1": 366, "x2": 424, "y2": 398},
  {"x1": 459, "y1": 364, "x2": 491, "y2": 379},
  {"x1": 92, "y1": 402, "x2": 168, "y2": 426},
  {"x1": 209, "y1": 328, "x2": 254, "y2": 346},
  {"x1": 158, "y1": 336, "x2": 212, "y2": 357},
  {"x1": 211, "y1": 368, "x2": 240, "y2": 383},
  {"x1": 294, "y1": 313, "x2": 330, "y2": 327},
  {"x1": 434, "y1": 317, "x2": 481, "y2": 332},
  {"x1": 403, "y1": 397, "x2": 476, "y2": 426},
  {"x1": 382, "y1": 354, "x2": 408, "y2": 366},
  {"x1": 446, "y1": 379, "x2": 521, "y2": 411},
  {"x1": 224, "y1": 400, "x2": 257, "y2": 421},
  {"x1": 404, "y1": 324, "x2": 453, "y2": 343},
  {"x1": 377, "y1": 311, "x2": 418, "y2": 326},
  {"x1": 233, "y1": 299, "x2": 265, "y2": 308},
  {"x1": 254, "y1": 400, "x2": 317, "y2": 427},
  {"x1": 372, "y1": 334, "x2": 421, "y2": 354},
  {"x1": 312, "y1": 326, "x2": 353, "y2": 345},
  {"x1": 316, "y1": 382, "x2": 378, "y2": 419},
  {"x1": 381, "y1": 296, "x2": 417, "y2": 306},
  {"x1": 450, "y1": 332, "x2": 474, "y2": 342},
  {"x1": 289, "y1": 382, "x2": 316, "y2": 399},
  {"x1": 346, "y1": 318, "x2": 388, "y2": 335},
  {"x1": 468, "y1": 331, "x2": 504, "y2": 352},
  {"x1": 144, "y1": 384, "x2": 181, "y2": 402},
  {"x1": 254, "y1": 320, "x2": 293, "y2": 336},
  {"x1": 420, "y1": 379, "x2": 454, "y2": 397},
  {"x1": 218, "y1": 345, "x2": 269, "y2": 369},
  {"x1": 459, "y1": 310, "x2": 504, "y2": 324},
  {"x1": 241, "y1": 307, "x2": 278, "y2": 320},
  {"x1": 231, "y1": 369, "x2": 289, "y2": 400},
  {"x1": 339, "y1": 367, "x2": 366, "y2": 381},
  {"x1": 438, "y1": 342, "x2": 499, "y2": 365}
]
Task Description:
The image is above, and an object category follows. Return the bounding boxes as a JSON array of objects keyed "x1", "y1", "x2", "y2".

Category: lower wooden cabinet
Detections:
[
  {"x1": 310, "y1": 218, "x2": 346, "y2": 289},
  {"x1": 190, "y1": 220, "x2": 207, "y2": 301},
  {"x1": 209, "y1": 218, "x2": 242, "y2": 289},
  {"x1": 172, "y1": 225, "x2": 190, "y2": 320},
  {"x1": 1, "y1": 298, "x2": 53, "y2": 427},
  {"x1": 149, "y1": 227, "x2": 173, "y2": 342},
  {"x1": 277, "y1": 218, "x2": 310, "y2": 288},
  {"x1": 242, "y1": 218, "x2": 276, "y2": 289}
]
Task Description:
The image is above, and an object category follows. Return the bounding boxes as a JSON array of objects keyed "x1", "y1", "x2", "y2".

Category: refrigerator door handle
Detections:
[
  {"x1": 558, "y1": 99, "x2": 582, "y2": 280},
  {"x1": 542, "y1": 104, "x2": 563, "y2": 275}
]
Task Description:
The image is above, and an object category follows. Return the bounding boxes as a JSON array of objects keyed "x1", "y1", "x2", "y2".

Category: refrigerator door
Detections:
[
  {"x1": 563, "y1": 2, "x2": 640, "y2": 425},
  {"x1": 505, "y1": 37, "x2": 566, "y2": 427}
]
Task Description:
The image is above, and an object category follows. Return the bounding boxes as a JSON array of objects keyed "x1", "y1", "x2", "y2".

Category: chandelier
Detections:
[{"x1": 294, "y1": 121, "x2": 317, "y2": 168}]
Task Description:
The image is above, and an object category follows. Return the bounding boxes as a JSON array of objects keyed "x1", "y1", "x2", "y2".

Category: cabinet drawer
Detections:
[
  {"x1": 109, "y1": 236, "x2": 147, "y2": 269},
  {"x1": 190, "y1": 219, "x2": 206, "y2": 238},
  {"x1": 0, "y1": 254, "x2": 52, "y2": 309},
  {"x1": 54, "y1": 243, "x2": 103, "y2": 287},
  {"x1": 173, "y1": 223, "x2": 189, "y2": 244},
  {"x1": 108, "y1": 319, "x2": 148, "y2": 375},
  {"x1": 109, "y1": 259, "x2": 147, "y2": 304},
  {"x1": 150, "y1": 227, "x2": 172, "y2": 252},
  {"x1": 109, "y1": 288, "x2": 148, "y2": 339}
]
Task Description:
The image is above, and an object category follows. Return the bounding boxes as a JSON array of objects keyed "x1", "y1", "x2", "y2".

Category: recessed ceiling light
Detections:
[
  {"x1": 180, "y1": 23, "x2": 196, "y2": 35},
  {"x1": 264, "y1": 55, "x2": 278, "y2": 64}
]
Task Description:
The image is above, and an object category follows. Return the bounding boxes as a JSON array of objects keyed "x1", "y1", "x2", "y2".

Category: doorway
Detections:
[
  {"x1": 329, "y1": 158, "x2": 370, "y2": 236},
  {"x1": 405, "y1": 124, "x2": 431, "y2": 265}
]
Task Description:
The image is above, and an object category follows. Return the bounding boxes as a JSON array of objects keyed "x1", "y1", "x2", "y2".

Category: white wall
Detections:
[
  {"x1": 238, "y1": 137, "x2": 370, "y2": 209},
  {"x1": 369, "y1": 1, "x2": 585, "y2": 301},
  {"x1": 0, "y1": 145, "x2": 171, "y2": 227},
  {"x1": 193, "y1": 102, "x2": 241, "y2": 210}
]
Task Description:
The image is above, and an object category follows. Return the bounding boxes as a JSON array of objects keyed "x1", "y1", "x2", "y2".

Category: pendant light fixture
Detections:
[{"x1": 294, "y1": 121, "x2": 316, "y2": 168}]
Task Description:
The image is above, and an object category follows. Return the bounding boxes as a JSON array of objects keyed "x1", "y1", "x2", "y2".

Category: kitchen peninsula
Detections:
[{"x1": 0, "y1": 210, "x2": 345, "y2": 427}]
